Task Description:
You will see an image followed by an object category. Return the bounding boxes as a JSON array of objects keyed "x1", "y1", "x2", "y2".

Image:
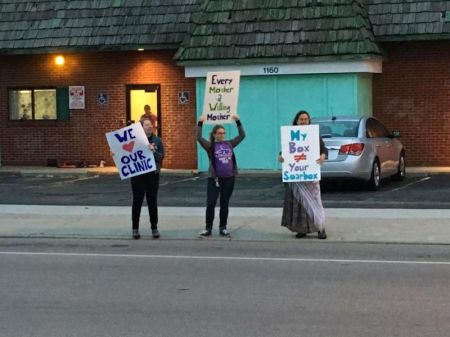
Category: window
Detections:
[
  {"x1": 317, "y1": 121, "x2": 359, "y2": 137},
  {"x1": 366, "y1": 118, "x2": 390, "y2": 138},
  {"x1": 9, "y1": 87, "x2": 69, "y2": 121}
]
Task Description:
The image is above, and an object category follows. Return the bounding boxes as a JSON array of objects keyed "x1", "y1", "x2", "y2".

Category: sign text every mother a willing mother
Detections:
[{"x1": 202, "y1": 70, "x2": 240, "y2": 124}]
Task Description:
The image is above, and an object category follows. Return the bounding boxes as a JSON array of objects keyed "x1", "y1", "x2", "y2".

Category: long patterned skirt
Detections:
[{"x1": 281, "y1": 181, "x2": 325, "y2": 234}]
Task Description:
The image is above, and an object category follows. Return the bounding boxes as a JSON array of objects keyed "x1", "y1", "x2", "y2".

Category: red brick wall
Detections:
[
  {"x1": 0, "y1": 50, "x2": 197, "y2": 169},
  {"x1": 372, "y1": 41, "x2": 450, "y2": 166}
]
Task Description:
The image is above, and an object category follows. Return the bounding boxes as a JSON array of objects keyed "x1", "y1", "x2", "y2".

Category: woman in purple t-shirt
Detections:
[{"x1": 196, "y1": 114, "x2": 246, "y2": 237}]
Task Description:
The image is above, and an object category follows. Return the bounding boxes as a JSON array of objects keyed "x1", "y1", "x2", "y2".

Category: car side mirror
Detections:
[{"x1": 391, "y1": 130, "x2": 401, "y2": 138}]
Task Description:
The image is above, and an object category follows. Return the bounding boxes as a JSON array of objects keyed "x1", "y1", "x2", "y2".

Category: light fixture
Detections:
[
  {"x1": 55, "y1": 55, "x2": 65, "y2": 65},
  {"x1": 137, "y1": 48, "x2": 144, "y2": 51}
]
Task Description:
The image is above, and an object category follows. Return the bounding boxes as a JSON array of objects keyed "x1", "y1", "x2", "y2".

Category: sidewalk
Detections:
[{"x1": 1, "y1": 205, "x2": 449, "y2": 245}]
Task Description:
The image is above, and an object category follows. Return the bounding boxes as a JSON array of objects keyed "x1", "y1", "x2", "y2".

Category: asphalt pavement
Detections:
[
  {"x1": 1, "y1": 166, "x2": 450, "y2": 208},
  {"x1": 1, "y1": 238, "x2": 449, "y2": 337},
  {"x1": 1, "y1": 166, "x2": 449, "y2": 337},
  {"x1": 0, "y1": 165, "x2": 449, "y2": 244}
]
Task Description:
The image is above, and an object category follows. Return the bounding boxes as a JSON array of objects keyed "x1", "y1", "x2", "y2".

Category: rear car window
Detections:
[
  {"x1": 366, "y1": 118, "x2": 390, "y2": 138},
  {"x1": 315, "y1": 121, "x2": 359, "y2": 137}
]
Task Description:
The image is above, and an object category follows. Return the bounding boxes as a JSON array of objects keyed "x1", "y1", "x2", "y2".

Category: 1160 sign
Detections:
[{"x1": 263, "y1": 66, "x2": 279, "y2": 74}]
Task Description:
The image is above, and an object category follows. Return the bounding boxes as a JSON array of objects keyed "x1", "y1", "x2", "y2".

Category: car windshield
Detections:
[{"x1": 315, "y1": 121, "x2": 359, "y2": 138}]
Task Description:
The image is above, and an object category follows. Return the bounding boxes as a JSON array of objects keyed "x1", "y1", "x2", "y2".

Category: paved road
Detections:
[
  {"x1": 1, "y1": 238, "x2": 449, "y2": 337},
  {"x1": 0, "y1": 173, "x2": 449, "y2": 208}
]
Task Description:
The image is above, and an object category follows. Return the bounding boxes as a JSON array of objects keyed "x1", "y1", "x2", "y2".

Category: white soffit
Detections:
[{"x1": 185, "y1": 59, "x2": 382, "y2": 77}]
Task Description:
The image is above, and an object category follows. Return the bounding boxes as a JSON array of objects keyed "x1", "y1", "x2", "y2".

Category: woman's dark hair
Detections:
[
  {"x1": 209, "y1": 125, "x2": 225, "y2": 157},
  {"x1": 292, "y1": 110, "x2": 311, "y2": 125}
]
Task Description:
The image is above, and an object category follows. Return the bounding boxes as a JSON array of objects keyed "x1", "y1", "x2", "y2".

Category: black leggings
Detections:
[
  {"x1": 131, "y1": 173, "x2": 160, "y2": 230},
  {"x1": 205, "y1": 177, "x2": 235, "y2": 231}
]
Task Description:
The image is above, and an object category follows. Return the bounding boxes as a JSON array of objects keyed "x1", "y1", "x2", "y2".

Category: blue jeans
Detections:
[{"x1": 205, "y1": 177, "x2": 235, "y2": 231}]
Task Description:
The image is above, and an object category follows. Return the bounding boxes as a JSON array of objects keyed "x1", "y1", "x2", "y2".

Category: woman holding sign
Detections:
[
  {"x1": 197, "y1": 114, "x2": 245, "y2": 237},
  {"x1": 279, "y1": 110, "x2": 328, "y2": 239},
  {"x1": 131, "y1": 117, "x2": 164, "y2": 239}
]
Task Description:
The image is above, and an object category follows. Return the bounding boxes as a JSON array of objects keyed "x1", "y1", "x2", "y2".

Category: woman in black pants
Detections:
[
  {"x1": 131, "y1": 117, "x2": 164, "y2": 239},
  {"x1": 196, "y1": 114, "x2": 245, "y2": 237}
]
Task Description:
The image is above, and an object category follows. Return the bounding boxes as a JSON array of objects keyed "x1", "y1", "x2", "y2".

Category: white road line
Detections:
[
  {"x1": 23, "y1": 175, "x2": 100, "y2": 189},
  {"x1": 0, "y1": 251, "x2": 449, "y2": 266},
  {"x1": 159, "y1": 177, "x2": 200, "y2": 186},
  {"x1": 390, "y1": 176, "x2": 431, "y2": 192}
]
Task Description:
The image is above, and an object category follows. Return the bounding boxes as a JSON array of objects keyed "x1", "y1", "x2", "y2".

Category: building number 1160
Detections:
[{"x1": 263, "y1": 66, "x2": 279, "y2": 74}]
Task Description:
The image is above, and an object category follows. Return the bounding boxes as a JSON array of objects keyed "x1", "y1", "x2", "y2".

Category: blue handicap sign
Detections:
[{"x1": 97, "y1": 93, "x2": 108, "y2": 106}]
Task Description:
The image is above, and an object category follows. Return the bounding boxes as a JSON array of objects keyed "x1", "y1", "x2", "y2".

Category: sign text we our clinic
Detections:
[
  {"x1": 105, "y1": 123, "x2": 156, "y2": 180},
  {"x1": 281, "y1": 125, "x2": 321, "y2": 183}
]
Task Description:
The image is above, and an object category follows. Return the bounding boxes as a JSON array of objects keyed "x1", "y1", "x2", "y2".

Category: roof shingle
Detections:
[
  {"x1": 175, "y1": 0, "x2": 382, "y2": 64},
  {"x1": 362, "y1": 0, "x2": 450, "y2": 41},
  {"x1": 0, "y1": 0, "x2": 201, "y2": 54}
]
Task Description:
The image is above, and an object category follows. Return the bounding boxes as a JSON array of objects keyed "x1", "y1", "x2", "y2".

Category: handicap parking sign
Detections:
[
  {"x1": 178, "y1": 91, "x2": 189, "y2": 104},
  {"x1": 97, "y1": 93, "x2": 108, "y2": 106}
]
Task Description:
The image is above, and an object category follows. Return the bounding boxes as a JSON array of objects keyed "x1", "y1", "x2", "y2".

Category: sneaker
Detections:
[
  {"x1": 132, "y1": 229, "x2": 140, "y2": 240},
  {"x1": 199, "y1": 230, "x2": 211, "y2": 238},
  {"x1": 219, "y1": 229, "x2": 230, "y2": 237},
  {"x1": 152, "y1": 229, "x2": 160, "y2": 239},
  {"x1": 318, "y1": 230, "x2": 327, "y2": 240}
]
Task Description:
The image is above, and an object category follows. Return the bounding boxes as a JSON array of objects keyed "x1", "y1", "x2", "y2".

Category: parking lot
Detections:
[{"x1": 0, "y1": 172, "x2": 449, "y2": 209}]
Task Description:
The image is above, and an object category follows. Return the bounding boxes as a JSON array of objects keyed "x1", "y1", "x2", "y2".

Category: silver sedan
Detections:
[{"x1": 312, "y1": 116, "x2": 406, "y2": 190}]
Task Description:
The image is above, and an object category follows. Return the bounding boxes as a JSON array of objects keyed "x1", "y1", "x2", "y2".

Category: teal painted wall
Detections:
[
  {"x1": 356, "y1": 74, "x2": 373, "y2": 117},
  {"x1": 196, "y1": 73, "x2": 372, "y2": 171}
]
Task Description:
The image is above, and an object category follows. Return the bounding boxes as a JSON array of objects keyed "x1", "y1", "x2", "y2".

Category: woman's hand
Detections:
[
  {"x1": 278, "y1": 154, "x2": 284, "y2": 163},
  {"x1": 199, "y1": 115, "x2": 206, "y2": 123},
  {"x1": 148, "y1": 143, "x2": 156, "y2": 152},
  {"x1": 316, "y1": 153, "x2": 326, "y2": 165},
  {"x1": 231, "y1": 114, "x2": 240, "y2": 121}
]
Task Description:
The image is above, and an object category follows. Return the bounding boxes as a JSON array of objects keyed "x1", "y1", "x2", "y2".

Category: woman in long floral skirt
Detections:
[{"x1": 279, "y1": 110, "x2": 328, "y2": 239}]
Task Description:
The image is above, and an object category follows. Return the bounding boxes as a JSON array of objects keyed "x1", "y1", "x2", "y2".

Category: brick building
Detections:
[
  {"x1": 363, "y1": 0, "x2": 450, "y2": 166},
  {"x1": 0, "y1": 0, "x2": 449, "y2": 168},
  {"x1": 0, "y1": 0, "x2": 200, "y2": 169},
  {"x1": 176, "y1": 0, "x2": 450, "y2": 169}
]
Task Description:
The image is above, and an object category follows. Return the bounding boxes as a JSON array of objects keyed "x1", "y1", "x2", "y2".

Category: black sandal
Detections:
[{"x1": 318, "y1": 230, "x2": 327, "y2": 240}]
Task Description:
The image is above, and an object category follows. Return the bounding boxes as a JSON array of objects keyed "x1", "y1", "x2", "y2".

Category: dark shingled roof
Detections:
[
  {"x1": 363, "y1": 0, "x2": 450, "y2": 41},
  {"x1": 0, "y1": 0, "x2": 201, "y2": 54},
  {"x1": 175, "y1": 0, "x2": 383, "y2": 65},
  {"x1": 1, "y1": 1, "x2": 448, "y2": 58}
]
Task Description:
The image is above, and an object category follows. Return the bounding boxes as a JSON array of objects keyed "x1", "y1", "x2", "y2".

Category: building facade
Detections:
[
  {"x1": 176, "y1": 0, "x2": 450, "y2": 169},
  {"x1": 1, "y1": 0, "x2": 449, "y2": 169},
  {"x1": 0, "y1": 0, "x2": 199, "y2": 169}
]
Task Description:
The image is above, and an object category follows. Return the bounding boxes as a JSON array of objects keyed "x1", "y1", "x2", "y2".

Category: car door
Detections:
[
  {"x1": 366, "y1": 118, "x2": 393, "y2": 176},
  {"x1": 376, "y1": 120, "x2": 399, "y2": 174}
]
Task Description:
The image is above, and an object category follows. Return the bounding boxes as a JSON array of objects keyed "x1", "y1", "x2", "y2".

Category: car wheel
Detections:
[
  {"x1": 367, "y1": 160, "x2": 380, "y2": 191},
  {"x1": 392, "y1": 152, "x2": 406, "y2": 181}
]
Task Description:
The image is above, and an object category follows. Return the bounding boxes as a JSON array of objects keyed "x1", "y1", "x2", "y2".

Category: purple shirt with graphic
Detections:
[{"x1": 214, "y1": 142, "x2": 233, "y2": 177}]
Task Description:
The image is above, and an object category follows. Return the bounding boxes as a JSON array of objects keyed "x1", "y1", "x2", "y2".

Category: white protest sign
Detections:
[
  {"x1": 106, "y1": 123, "x2": 156, "y2": 180},
  {"x1": 202, "y1": 70, "x2": 240, "y2": 124},
  {"x1": 281, "y1": 125, "x2": 321, "y2": 182}
]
